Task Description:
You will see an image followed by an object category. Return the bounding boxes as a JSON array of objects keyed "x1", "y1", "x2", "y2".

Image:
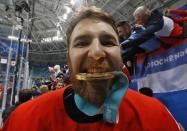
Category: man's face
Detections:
[
  {"x1": 68, "y1": 18, "x2": 123, "y2": 106},
  {"x1": 56, "y1": 82, "x2": 63, "y2": 89},
  {"x1": 117, "y1": 26, "x2": 131, "y2": 40},
  {"x1": 134, "y1": 15, "x2": 147, "y2": 26}
]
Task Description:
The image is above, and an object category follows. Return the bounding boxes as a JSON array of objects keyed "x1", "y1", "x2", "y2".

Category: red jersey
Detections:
[{"x1": 3, "y1": 87, "x2": 180, "y2": 131}]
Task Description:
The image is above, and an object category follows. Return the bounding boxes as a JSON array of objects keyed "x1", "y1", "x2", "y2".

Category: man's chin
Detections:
[
  {"x1": 73, "y1": 78, "x2": 113, "y2": 106},
  {"x1": 86, "y1": 79, "x2": 112, "y2": 90}
]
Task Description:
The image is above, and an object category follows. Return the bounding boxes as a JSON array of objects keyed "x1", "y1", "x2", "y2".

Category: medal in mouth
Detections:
[
  {"x1": 76, "y1": 61, "x2": 115, "y2": 80},
  {"x1": 76, "y1": 69, "x2": 114, "y2": 80},
  {"x1": 76, "y1": 72, "x2": 114, "y2": 81}
]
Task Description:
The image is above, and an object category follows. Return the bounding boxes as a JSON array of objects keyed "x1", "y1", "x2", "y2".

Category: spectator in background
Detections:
[
  {"x1": 39, "y1": 85, "x2": 49, "y2": 94},
  {"x1": 116, "y1": 21, "x2": 132, "y2": 42},
  {"x1": 55, "y1": 82, "x2": 63, "y2": 90},
  {"x1": 48, "y1": 65, "x2": 63, "y2": 90},
  {"x1": 116, "y1": 21, "x2": 147, "y2": 74},
  {"x1": 53, "y1": 65, "x2": 62, "y2": 77},
  {"x1": 117, "y1": 21, "x2": 133, "y2": 74},
  {"x1": 2, "y1": 6, "x2": 180, "y2": 131},
  {"x1": 1, "y1": 89, "x2": 32, "y2": 124},
  {"x1": 31, "y1": 86, "x2": 41, "y2": 98},
  {"x1": 121, "y1": 6, "x2": 186, "y2": 55},
  {"x1": 35, "y1": 78, "x2": 42, "y2": 87}
]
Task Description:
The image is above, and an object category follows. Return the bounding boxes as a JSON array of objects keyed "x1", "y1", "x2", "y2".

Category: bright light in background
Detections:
[
  {"x1": 70, "y1": 0, "x2": 85, "y2": 9},
  {"x1": 41, "y1": 36, "x2": 63, "y2": 43},
  {"x1": 62, "y1": 13, "x2": 68, "y2": 20},
  {"x1": 22, "y1": 39, "x2": 32, "y2": 42},
  {"x1": 11, "y1": 61, "x2": 16, "y2": 66},
  {"x1": 70, "y1": 0, "x2": 75, "y2": 5},
  {"x1": 56, "y1": 22, "x2": 60, "y2": 27},
  {"x1": 8, "y1": 35, "x2": 18, "y2": 40},
  {"x1": 0, "y1": 58, "x2": 16, "y2": 65},
  {"x1": 57, "y1": 30, "x2": 60, "y2": 37},
  {"x1": 8, "y1": 35, "x2": 32, "y2": 42},
  {"x1": 0, "y1": 58, "x2": 7, "y2": 64},
  {"x1": 59, "y1": 6, "x2": 72, "y2": 22},
  {"x1": 57, "y1": 5, "x2": 72, "y2": 22},
  {"x1": 65, "y1": 6, "x2": 72, "y2": 14}
]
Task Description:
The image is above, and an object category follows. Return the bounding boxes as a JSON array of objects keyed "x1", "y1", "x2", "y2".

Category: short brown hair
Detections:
[
  {"x1": 116, "y1": 21, "x2": 130, "y2": 28},
  {"x1": 40, "y1": 85, "x2": 48, "y2": 94},
  {"x1": 66, "y1": 6, "x2": 117, "y2": 48}
]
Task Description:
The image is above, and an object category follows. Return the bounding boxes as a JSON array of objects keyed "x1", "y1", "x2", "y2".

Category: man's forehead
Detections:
[
  {"x1": 70, "y1": 18, "x2": 117, "y2": 39},
  {"x1": 73, "y1": 18, "x2": 113, "y2": 31}
]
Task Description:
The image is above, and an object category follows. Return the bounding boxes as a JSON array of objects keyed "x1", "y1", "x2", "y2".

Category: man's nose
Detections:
[{"x1": 88, "y1": 39, "x2": 106, "y2": 60}]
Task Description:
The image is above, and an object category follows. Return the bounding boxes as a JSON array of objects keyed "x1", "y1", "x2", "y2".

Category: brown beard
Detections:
[
  {"x1": 73, "y1": 78, "x2": 113, "y2": 107},
  {"x1": 69, "y1": 64, "x2": 115, "y2": 107},
  {"x1": 68, "y1": 56, "x2": 122, "y2": 107}
]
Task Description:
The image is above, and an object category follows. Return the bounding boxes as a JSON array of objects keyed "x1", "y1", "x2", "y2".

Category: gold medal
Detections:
[{"x1": 76, "y1": 72, "x2": 114, "y2": 80}]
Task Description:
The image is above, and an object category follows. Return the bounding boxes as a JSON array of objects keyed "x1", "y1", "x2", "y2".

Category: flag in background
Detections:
[{"x1": 135, "y1": 38, "x2": 187, "y2": 129}]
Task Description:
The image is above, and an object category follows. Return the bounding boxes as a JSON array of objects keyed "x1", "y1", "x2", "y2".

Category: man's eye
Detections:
[
  {"x1": 102, "y1": 40, "x2": 117, "y2": 47},
  {"x1": 74, "y1": 41, "x2": 89, "y2": 47}
]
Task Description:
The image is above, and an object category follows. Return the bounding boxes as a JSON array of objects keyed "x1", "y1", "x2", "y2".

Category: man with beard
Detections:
[
  {"x1": 116, "y1": 21, "x2": 132, "y2": 42},
  {"x1": 2, "y1": 6, "x2": 180, "y2": 131}
]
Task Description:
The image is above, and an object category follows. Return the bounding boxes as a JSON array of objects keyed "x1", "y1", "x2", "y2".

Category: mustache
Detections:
[
  {"x1": 84, "y1": 59, "x2": 110, "y2": 73},
  {"x1": 87, "y1": 59, "x2": 107, "y2": 67}
]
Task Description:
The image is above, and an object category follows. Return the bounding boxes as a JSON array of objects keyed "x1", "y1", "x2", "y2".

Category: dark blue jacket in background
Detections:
[{"x1": 121, "y1": 10, "x2": 164, "y2": 49}]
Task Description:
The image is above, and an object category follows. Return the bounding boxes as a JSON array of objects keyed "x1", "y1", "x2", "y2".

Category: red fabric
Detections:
[
  {"x1": 171, "y1": 17, "x2": 187, "y2": 24},
  {"x1": 160, "y1": 22, "x2": 183, "y2": 45},
  {"x1": 3, "y1": 88, "x2": 180, "y2": 131},
  {"x1": 169, "y1": 9, "x2": 187, "y2": 17},
  {"x1": 170, "y1": 22, "x2": 183, "y2": 37},
  {"x1": 169, "y1": 9, "x2": 187, "y2": 24}
]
